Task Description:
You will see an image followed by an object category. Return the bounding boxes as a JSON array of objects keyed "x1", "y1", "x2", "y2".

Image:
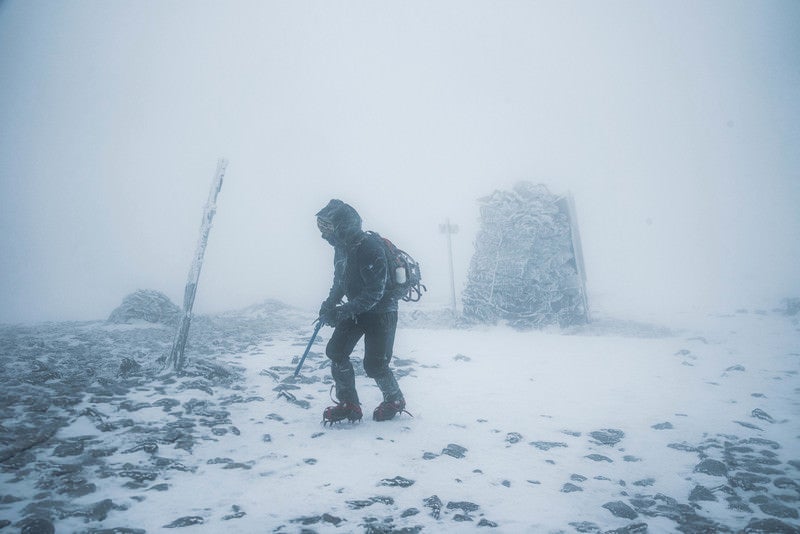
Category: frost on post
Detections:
[
  {"x1": 462, "y1": 182, "x2": 589, "y2": 329},
  {"x1": 165, "y1": 159, "x2": 227, "y2": 372}
]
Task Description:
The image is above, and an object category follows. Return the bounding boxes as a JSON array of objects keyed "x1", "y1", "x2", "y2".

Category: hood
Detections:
[{"x1": 316, "y1": 199, "x2": 363, "y2": 246}]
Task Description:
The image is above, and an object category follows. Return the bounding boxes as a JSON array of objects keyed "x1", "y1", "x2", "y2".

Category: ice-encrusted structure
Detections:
[
  {"x1": 107, "y1": 290, "x2": 181, "y2": 325},
  {"x1": 462, "y1": 182, "x2": 589, "y2": 329}
]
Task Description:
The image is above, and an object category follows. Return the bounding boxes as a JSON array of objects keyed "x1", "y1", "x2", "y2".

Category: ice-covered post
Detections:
[
  {"x1": 165, "y1": 158, "x2": 228, "y2": 373},
  {"x1": 439, "y1": 218, "x2": 459, "y2": 315}
]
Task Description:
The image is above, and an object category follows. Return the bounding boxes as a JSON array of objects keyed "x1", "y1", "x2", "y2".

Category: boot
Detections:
[
  {"x1": 323, "y1": 401, "x2": 363, "y2": 425},
  {"x1": 373, "y1": 397, "x2": 407, "y2": 421},
  {"x1": 331, "y1": 359, "x2": 360, "y2": 405}
]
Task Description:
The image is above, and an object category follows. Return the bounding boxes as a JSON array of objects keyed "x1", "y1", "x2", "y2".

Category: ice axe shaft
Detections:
[{"x1": 294, "y1": 320, "x2": 323, "y2": 377}]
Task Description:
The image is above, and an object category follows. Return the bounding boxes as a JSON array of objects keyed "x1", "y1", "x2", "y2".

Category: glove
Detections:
[
  {"x1": 319, "y1": 299, "x2": 338, "y2": 327},
  {"x1": 333, "y1": 304, "x2": 355, "y2": 325}
]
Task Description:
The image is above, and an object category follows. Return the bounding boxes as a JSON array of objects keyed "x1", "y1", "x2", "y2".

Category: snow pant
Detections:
[{"x1": 326, "y1": 311, "x2": 402, "y2": 405}]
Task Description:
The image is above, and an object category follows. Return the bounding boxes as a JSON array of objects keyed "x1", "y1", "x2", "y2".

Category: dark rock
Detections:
[
  {"x1": 321, "y1": 513, "x2": 342, "y2": 526},
  {"x1": 775, "y1": 477, "x2": 800, "y2": 491},
  {"x1": 760, "y1": 500, "x2": 800, "y2": 519},
  {"x1": 751, "y1": 408, "x2": 775, "y2": 423},
  {"x1": 477, "y1": 518, "x2": 498, "y2": 527},
  {"x1": 571, "y1": 474, "x2": 588, "y2": 482},
  {"x1": 735, "y1": 420, "x2": 763, "y2": 431},
  {"x1": 602, "y1": 501, "x2": 638, "y2": 519},
  {"x1": 85, "y1": 528, "x2": 146, "y2": 533},
  {"x1": 53, "y1": 440, "x2": 85, "y2": 457},
  {"x1": 505, "y1": 432, "x2": 523, "y2": 444},
  {"x1": 119, "y1": 470, "x2": 158, "y2": 483},
  {"x1": 742, "y1": 437, "x2": 780, "y2": 450},
  {"x1": 651, "y1": 422, "x2": 673, "y2": 430},
  {"x1": 605, "y1": 523, "x2": 649, "y2": 534},
  {"x1": 530, "y1": 441, "x2": 567, "y2": 451},
  {"x1": 569, "y1": 521, "x2": 600, "y2": 533},
  {"x1": 442, "y1": 443, "x2": 467, "y2": 458},
  {"x1": 729, "y1": 471, "x2": 771, "y2": 491},
  {"x1": 630, "y1": 497, "x2": 656, "y2": 510},
  {"x1": 689, "y1": 485, "x2": 717, "y2": 502},
  {"x1": 163, "y1": 516, "x2": 204, "y2": 528},
  {"x1": 69, "y1": 498, "x2": 117, "y2": 522},
  {"x1": 633, "y1": 478, "x2": 655, "y2": 487},
  {"x1": 117, "y1": 357, "x2": 143, "y2": 378},
  {"x1": 590, "y1": 429, "x2": 624, "y2": 446},
  {"x1": 694, "y1": 458, "x2": 728, "y2": 476},
  {"x1": 624, "y1": 455, "x2": 642, "y2": 462},
  {"x1": 401, "y1": 508, "x2": 419, "y2": 517},
  {"x1": 153, "y1": 398, "x2": 181, "y2": 411},
  {"x1": 561, "y1": 483, "x2": 583, "y2": 493},
  {"x1": 423, "y1": 495, "x2": 442, "y2": 519},
  {"x1": 122, "y1": 441, "x2": 158, "y2": 454},
  {"x1": 742, "y1": 517, "x2": 800, "y2": 533},
  {"x1": 453, "y1": 514, "x2": 473, "y2": 522},
  {"x1": 422, "y1": 452, "x2": 439, "y2": 460},
  {"x1": 447, "y1": 501, "x2": 479, "y2": 513},
  {"x1": 726, "y1": 364, "x2": 745, "y2": 372},
  {"x1": 380, "y1": 476, "x2": 415, "y2": 487},
  {"x1": 668, "y1": 442, "x2": 699, "y2": 453},
  {"x1": 19, "y1": 517, "x2": 55, "y2": 534},
  {"x1": 586, "y1": 454, "x2": 613, "y2": 462}
]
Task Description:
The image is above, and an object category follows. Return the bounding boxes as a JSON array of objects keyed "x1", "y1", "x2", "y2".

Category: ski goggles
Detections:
[{"x1": 317, "y1": 218, "x2": 335, "y2": 234}]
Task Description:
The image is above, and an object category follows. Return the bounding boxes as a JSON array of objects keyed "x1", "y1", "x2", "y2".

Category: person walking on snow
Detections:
[{"x1": 315, "y1": 199, "x2": 407, "y2": 424}]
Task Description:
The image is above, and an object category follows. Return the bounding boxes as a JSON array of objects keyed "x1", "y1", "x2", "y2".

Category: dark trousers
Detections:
[{"x1": 326, "y1": 311, "x2": 402, "y2": 404}]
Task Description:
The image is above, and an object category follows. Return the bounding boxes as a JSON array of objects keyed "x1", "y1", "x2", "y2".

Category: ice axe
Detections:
[{"x1": 294, "y1": 319, "x2": 324, "y2": 377}]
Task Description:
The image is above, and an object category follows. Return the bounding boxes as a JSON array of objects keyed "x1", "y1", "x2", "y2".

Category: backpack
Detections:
[{"x1": 367, "y1": 232, "x2": 426, "y2": 302}]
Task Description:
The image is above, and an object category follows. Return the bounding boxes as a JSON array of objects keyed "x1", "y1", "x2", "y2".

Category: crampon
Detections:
[
  {"x1": 321, "y1": 385, "x2": 363, "y2": 425},
  {"x1": 322, "y1": 401, "x2": 363, "y2": 425},
  {"x1": 372, "y1": 398, "x2": 412, "y2": 422}
]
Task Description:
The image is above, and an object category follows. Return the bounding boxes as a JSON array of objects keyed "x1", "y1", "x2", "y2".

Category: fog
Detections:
[{"x1": 1, "y1": 1, "x2": 798, "y2": 324}]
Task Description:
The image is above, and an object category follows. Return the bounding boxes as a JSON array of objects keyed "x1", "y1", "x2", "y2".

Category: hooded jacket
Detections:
[{"x1": 317, "y1": 200, "x2": 398, "y2": 316}]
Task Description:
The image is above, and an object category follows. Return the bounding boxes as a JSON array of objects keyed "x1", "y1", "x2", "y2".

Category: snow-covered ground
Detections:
[{"x1": 1, "y1": 303, "x2": 798, "y2": 533}]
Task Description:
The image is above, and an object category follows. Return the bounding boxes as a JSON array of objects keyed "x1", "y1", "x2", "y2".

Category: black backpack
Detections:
[{"x1": 367, "y1": 232, "x2": 426, "y2": 302}]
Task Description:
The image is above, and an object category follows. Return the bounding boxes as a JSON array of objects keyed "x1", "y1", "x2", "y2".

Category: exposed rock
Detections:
[
  {"x1": 163, "y1": 516, "x2": 204, "y2": 528},
  {"x1": 590, "y1": 429, "x2": 625, "y2": 446},
  {"x1": 602, "y1": 501, "x2": 638, "y2": 520},
  {"x1": 441, "y1": 443, "x2": 467, "y2": 458},
  {"x1": 694, "y1": 458, "x2": 728, "y2": 477},
  {"x1": 743, "y1": 517, "x2": 800, "y2": 533},
  {"x1": 688, "y1": 485, "x2": 717, "y2": 502},
  {"x1": 530, "y1": 441, "x2": 568, "y2": 451},
  {"x1": 380, "y1": 476, "x2": 415, "y2": 487}
]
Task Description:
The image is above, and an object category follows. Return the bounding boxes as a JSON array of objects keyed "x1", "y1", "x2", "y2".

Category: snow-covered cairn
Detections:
[
  {"x1": 108, "y1": 289, "x2": 181, "y2": 325},
  {"x1": 462, "y1": 182, "x2": 589, "y2": 329}
]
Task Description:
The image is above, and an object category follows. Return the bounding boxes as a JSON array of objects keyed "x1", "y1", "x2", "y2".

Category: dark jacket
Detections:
[{"x1": 326, "y1": 232, "x2": 398, "y2": 316}]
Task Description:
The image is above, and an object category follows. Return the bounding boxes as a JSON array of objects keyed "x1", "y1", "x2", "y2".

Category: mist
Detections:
[{"x1": 1, "y1": 0, "x2": 798, "y2": 324}]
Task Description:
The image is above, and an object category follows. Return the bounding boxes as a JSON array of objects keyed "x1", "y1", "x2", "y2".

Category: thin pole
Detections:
[
  {"x1": 440, "y1": 218, "x2": 459, "y2": 315},
  {"x1": 166, "y1": 158, "x2": 228, "y2": 372}
]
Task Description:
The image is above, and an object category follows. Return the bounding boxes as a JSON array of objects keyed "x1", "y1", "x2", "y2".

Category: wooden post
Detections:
[{"x1": 166, "y1": 158, "x2": 228, "y2": 372}]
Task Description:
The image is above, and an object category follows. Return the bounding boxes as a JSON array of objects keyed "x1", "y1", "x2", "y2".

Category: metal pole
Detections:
[{"x1": 440, "y1": 219, "x2": 459, "y2": 315}]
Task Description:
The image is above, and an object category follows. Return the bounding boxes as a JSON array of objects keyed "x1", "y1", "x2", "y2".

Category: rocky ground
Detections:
[{"x1": 0, "y1": 302, "x2": 798, "y2": 533}]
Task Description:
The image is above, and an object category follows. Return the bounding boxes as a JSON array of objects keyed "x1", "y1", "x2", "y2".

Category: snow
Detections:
[{"x1": 1, "y1": 305, "x2": 798, "y2": 532}]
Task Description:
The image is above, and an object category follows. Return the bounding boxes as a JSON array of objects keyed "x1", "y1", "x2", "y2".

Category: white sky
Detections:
[{"x1": 1, "y1": 0, "x2": 799, "y2": 323}]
